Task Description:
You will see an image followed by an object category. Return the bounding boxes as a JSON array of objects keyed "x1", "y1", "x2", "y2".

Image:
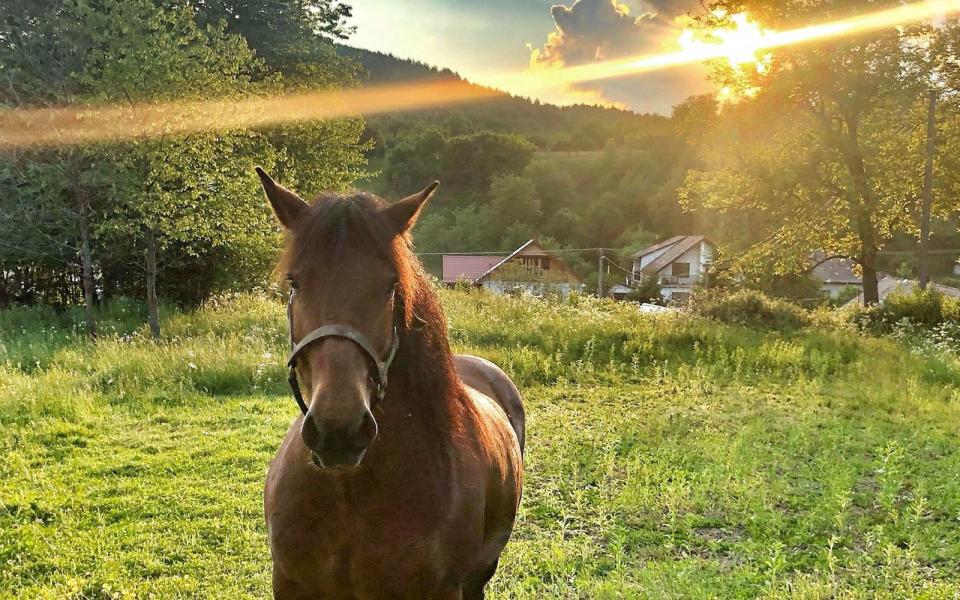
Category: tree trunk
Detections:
[
  {"x1": 145, "y1": 230, "x2": 161, "y2": 339},
  {"x1": 918, "y1": 92, "x2": 937, "y2": 289},
  {"x1": 77, "y1": 189, "x2": 98, "y2": 340},
  {"x1": 839, "y1": 119, "x2": 882, "y2": 306},
  {"x1": 861, "y1": 246, "x2": 880, "y2": 305}
]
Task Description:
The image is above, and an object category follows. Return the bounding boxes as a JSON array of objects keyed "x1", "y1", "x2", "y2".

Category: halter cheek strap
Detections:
[{"x1": 286, "y1": 290, "x2": 400, "y2": 416}]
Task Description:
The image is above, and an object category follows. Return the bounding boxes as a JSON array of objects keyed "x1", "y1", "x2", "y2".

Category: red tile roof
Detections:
[{"x1": 442, "y1": 255, "x2": 504, "y2": 284}]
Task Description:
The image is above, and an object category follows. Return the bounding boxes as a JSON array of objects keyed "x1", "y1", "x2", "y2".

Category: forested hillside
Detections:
[
  {"x1": 339, "y1": 44, "x2": 960, "y2": 291},
  {"x1": 337, "y1": 46, "x2": 702, "y2": 276},
  {"x1": 339, "y1": 45, "x2": 660, "y2": 149}
]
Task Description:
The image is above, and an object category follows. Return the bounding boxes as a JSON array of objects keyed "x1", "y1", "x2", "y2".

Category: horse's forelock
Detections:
[{"x1": 280, "y1": 192, "x2": 426, "y2": 328}]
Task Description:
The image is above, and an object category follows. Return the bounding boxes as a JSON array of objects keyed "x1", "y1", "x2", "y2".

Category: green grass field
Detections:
[{"x1": 3, "y1": 290, "x2": 960, "y2": 599}]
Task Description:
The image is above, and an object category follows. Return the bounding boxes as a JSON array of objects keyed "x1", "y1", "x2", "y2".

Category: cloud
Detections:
[
  {"x1": 532, "y1": 0, "x2": 662, "y2": 67},
  {"x1": 529, "y1": 0, "x2": 710, "y2": 113}
]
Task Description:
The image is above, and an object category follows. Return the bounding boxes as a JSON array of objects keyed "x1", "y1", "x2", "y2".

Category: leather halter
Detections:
[{"x1": 286, "y1": 290, "x2": 400, "y2": 416}]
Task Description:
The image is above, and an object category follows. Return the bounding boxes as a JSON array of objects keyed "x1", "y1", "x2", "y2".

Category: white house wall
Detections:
[
  {"x1": 655, "y1": 245, "x2": 704, "y2": 284},
  {"x1": 700, "y1": 243, "x2": 714, "y2": 269}
]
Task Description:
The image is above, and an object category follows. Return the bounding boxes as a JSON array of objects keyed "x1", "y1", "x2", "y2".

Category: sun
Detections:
[{"x1": 678, "y1": 10, "x2": 775, "y2": 71}]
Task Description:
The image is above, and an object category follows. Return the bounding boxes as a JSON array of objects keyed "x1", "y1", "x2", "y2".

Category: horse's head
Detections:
[{"x1": 257, "y1": 167, "x2": 438, "y2": 469}]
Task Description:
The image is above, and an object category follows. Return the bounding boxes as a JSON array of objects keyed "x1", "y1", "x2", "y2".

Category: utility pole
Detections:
[
  {"x1": 919, "y1": 91, "x2": 937, "y2": 289},
  {"x1": 597, "y1": 249, "x2": 605, "y2": 298}
]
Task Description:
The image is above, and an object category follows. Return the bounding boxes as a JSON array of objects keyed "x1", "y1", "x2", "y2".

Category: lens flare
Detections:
[
  {"x1": 0, "y1": 79, "x2": 497, "y2": 150},
  {"x1": 494, "y1": 0, "x2": 960, "y2": 93}
]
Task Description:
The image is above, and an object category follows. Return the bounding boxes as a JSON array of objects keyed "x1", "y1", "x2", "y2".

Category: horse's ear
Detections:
[
  {"x1": 382, "y1": 181, "x2": 439, "y2": 235},
  {"x1": 256, "y1": 167, "x2": 308, "y2": 229}
]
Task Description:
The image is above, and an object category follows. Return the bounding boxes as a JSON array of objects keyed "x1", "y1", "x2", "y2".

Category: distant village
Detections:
[{"x1": 441, "y1": 235, "x2": 960, "y2": 306}]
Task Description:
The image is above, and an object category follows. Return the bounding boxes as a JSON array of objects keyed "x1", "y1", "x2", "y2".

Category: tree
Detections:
[
  {"x1": 544, "y1": 208, "x2": 585, "y2": 245},
  {"x1": 190, "y1": 0, "x2": 356, "y2": 86},
  {"x1": 383, "y1": 127, "x2": 447, "y2": 195},
  {"x1": 439, "y1": 132, "x2": 536, "y2": 193},
  {"x1": 681, "y1": 0, "x2": 959, "y2": 304},
  {"x1": 489, "y1": 175, "x2": 542, "y2": 232},
  {"x1": 613, "y1": 226, "x2": 657, "y2": 265},
  {"x1": 0, "y1": 0, "x2": 370, "y2": 336}
]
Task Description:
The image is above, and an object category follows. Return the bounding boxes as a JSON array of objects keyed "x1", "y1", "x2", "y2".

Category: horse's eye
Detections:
[
  {"x1": 286, "y1": 275, "x2": 299, "y2": 290},
  {"x1": 387, "y1": 282, "x2": 399, "y2": 297}
]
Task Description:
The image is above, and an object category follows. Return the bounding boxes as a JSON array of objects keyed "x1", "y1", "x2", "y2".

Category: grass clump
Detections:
[{"x1": 690, "y1": 289, "x2": 810, "y2": 331}]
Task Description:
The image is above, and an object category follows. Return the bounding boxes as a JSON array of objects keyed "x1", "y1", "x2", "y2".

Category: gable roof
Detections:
[
  {"x1": 442, "y1": 255, "x2": 504, "y2": 284},
  {"x1": 631, "y1": 235, "x2": 686, "y2": 260},
  {"x1": 474, "y1": 239, "x2": 537, "y2": 283},
  {"x1": 641, "y1": 236, "x2": 706, "y2": 275},
  {"x1": 471, "y1": 238, "x2": 583, "y2": 285}
]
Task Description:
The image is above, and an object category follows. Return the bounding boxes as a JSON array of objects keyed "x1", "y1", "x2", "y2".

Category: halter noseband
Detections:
[{"x1": 286, "y1": 290, "x2": 400, "y2": 416}]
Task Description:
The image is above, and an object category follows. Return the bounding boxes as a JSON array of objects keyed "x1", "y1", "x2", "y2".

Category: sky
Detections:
[{"x1": 348, "y1": 0, "x2": 714, "y2": 114}]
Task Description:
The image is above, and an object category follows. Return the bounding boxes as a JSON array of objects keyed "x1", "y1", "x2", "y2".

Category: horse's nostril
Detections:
[
  {"x1": 355, "y1": 409, "x2": 378, "y2": 444},
  {"x1": 301, "y1": 413, "x2": 322, "y2": 452}
]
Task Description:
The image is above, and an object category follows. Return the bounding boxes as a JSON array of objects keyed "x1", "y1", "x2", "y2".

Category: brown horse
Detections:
[{"x1": 257, "y1": 168, "x2": 524, "y2": 600}]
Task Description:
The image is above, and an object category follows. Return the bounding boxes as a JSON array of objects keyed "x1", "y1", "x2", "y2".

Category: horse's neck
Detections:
[{"x1": 379, "y1": 308, "x2": 464, "y2": 436}]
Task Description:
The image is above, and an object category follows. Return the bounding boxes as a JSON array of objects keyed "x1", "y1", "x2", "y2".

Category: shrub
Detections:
[
  {"x1": 849, "y1": 288, "x2": 960, "y2": 334},
  {"x1": 624, "y1": 276, "x2": 663, "y2": 305},
  {"x1": 691, "y1": 289, "x2": 810, "y2": 331}
]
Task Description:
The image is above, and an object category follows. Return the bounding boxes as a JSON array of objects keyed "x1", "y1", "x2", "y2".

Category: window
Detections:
[
  {"x1": 672, "y1": 262, "x2": 691, "y2": 278},
  {"x1": 519, "y1": 257, "x2": 550, "y2": 270}
]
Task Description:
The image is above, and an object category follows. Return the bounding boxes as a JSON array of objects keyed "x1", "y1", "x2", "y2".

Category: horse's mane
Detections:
[{"x1": 280, "y1": 192, "x2": 460, "y2": 401}]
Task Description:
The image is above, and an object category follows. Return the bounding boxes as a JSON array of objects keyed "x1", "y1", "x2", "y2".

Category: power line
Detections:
[
  {"x1": 601, "y1": 255, "x2": 635, "y2": 277},
  {"x1": 416, "y1": 247, "x2": 628, "y2": 256},
  {"x1": 417, "y1": 247, "x2": 960, "y2": 258}
]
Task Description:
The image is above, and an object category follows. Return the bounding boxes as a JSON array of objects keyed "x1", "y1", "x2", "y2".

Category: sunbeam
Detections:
[{"x1": 0, "y1": 80, "x2": 497, "y2": 150}]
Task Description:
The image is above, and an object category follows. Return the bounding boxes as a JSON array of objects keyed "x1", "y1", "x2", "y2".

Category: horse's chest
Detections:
[
  {"x1": 267, "y1": 465, "x2": 477, "y2": 594},
  {"x1": 271, "y1": 506, "x2": 457, "y2": 596}
]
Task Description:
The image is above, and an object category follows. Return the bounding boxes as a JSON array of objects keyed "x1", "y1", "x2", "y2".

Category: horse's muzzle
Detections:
[{"x1": 301, "y1": 409, "x2": 377, "y2": 469}]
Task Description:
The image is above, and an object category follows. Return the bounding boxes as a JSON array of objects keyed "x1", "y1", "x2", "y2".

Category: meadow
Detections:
[{"x1": 3, "y1": 289, "x2": 960, "y2": 599}]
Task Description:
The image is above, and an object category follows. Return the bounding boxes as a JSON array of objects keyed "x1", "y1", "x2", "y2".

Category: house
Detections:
[
  {"x1": 442, "y1": 255, "x2": 503, "y2": 286},
  {"x1": 848, "y1": 275, "x2": 960, "y2": 306},
  {"x1": 442, "y1": 238, "x2": 584, "y2": 297},
  {"x1": 631, "y1": 236, "x2": 715, "y2": 304},
  {"x1": 811, "y1": 254, "x2": 862, "y2": 299}
]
